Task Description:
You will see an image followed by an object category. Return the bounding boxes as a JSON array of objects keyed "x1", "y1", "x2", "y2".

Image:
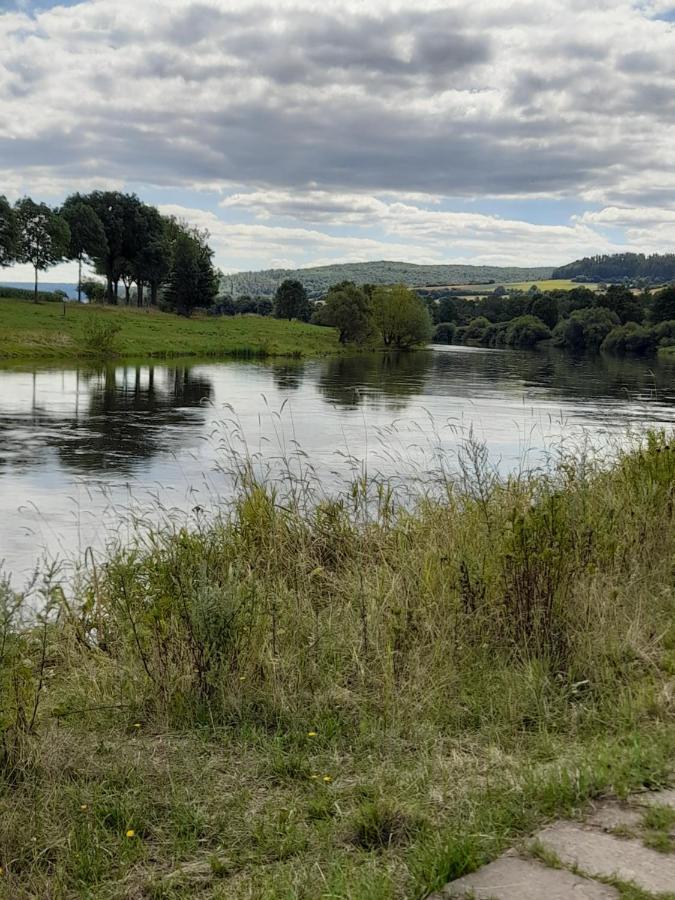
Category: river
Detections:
[{"x1": 2, "y1": 345, "x2": 675, "y2": 579}]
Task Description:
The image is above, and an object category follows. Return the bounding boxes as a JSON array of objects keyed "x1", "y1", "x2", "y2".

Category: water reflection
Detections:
[
  {"x1": 1, "y1": 346, "x2": 675, "y2": 575},
  {"x1": 0, "y1": 364, "x2": 214, "y2": 475}
]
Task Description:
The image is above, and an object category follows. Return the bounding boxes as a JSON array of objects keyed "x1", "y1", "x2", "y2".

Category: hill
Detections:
[
  {"x1": 552, "y1": 253, "x2": 675, "y2": 284},
  {"x1": 221, "y1": 261, "x2": 554, "y2": 298}
]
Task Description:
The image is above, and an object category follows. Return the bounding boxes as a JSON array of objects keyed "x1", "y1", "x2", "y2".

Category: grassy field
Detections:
[
  {"x1": 1, "y1": 434, "x2": 674, "y2": 898},
  {"x1": 0, "y1": 299, "x2": 341, "y2": 362},
  {"x1": 508, "y1": 279, "x2": 600, "y2": 292}
]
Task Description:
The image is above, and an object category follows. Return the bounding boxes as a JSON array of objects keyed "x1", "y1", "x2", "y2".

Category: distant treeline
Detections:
[
  {"x1": 0, "y1": 192, "x2": 219, "y2": 315},
  {"x1": 553, "y1": 252, "x2": 675, "y2": 284},
  {"x1": 222, "y1": 261, "x2": 554, "y2": 299},
  {"x1": 432, "y1": 284, "x2": 675, "y2": 357}
]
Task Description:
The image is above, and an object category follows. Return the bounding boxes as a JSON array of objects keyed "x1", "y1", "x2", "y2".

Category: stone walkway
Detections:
[{"x1": 430, "y1": 788, "x2": 675, "y2": 899}]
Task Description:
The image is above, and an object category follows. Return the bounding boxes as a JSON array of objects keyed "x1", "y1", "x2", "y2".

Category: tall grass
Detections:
[{"x1": 1, "y1": 432, "x2": 674, "y2": 897}]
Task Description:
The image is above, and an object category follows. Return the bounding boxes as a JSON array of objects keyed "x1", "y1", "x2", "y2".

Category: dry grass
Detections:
[{"x1": 1, "y1": 433, "x2": 674, "y2": 897}]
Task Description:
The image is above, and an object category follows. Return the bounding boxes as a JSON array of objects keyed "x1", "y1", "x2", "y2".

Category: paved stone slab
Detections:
[
  {"x1": 536, "y1": 821, "x2": 675, "y2": 894},
  {"x1": 585, "y1": 802, "x2": 644, "y2": 831},
  {"x1": 430, "y1": 855, "x2": 619, "y2": 899}
]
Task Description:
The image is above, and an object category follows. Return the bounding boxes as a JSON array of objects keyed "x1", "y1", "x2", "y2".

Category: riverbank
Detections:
[
  {"x1": 0, "y1": 298, "x2": 342, "y2": 361},
  {"x1": 1, "y1": 435, "x2": 674, "y2": 898}
]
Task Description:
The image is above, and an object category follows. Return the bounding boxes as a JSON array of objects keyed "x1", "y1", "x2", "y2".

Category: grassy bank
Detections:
[
  {"x1": 1, "y1": 435, "x2": 675, "y2": 898},
  {"x1": 0, "y1": 298, "x2": 341, "y2": 362}
]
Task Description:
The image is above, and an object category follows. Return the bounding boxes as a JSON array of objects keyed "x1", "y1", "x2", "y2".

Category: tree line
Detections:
[
  {"x1": 552, "y1": 252, "x2": 675, "y2": 284},
  {"x1": 0, "y1": 192, "x2": 218, "y2": 314},
  {"x1": 431, "y1": 283, "x2": 675, "y2": 356}
]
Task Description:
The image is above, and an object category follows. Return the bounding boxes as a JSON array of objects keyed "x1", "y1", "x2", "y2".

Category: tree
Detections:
[
  {"x1": 321, "y1": 282, "x2": 374, "y2": 344},
  {"x1": 371, "y1": 285, "x2": 433, "y2": 348},
  {"x1": 601, "y1": 284, "x2": 645, "y2": 324},
  {"x1": 529, "y1": 294, "x2": 559, "y2": 329},
  {"x1": 61, "y1": 199, "x2": 108, "y2": 303},
  {"x1": 80, "y1": 278, "x2": 106, "y2": 303},
  {"x1": 14, "y1": 198, "x2": 70, "y2": 303},
  {"x1": 504, "y1": 315, "x2": 551, "y2": 348},
  {"x1": 601, "y1": 323, "x2": 656, "y2": 356},
  {"x1": 650, "y1": 286, "x2": 675, "y2": 324},
  {"x1": 165, "y1": 230, "x2": 218, "y2": 316},
  {"x1": 552, "y1": 307, "x2": 619, "y2": 352},
  {"x1": 433, "y1": 322, "x2": 456, "y2": 344},
  {"x1": 0, "y1": 195, "x2": 18, "y2": 267},
  {"x1": 274, "y1": 279, "x2": 310, "y2": 321}
]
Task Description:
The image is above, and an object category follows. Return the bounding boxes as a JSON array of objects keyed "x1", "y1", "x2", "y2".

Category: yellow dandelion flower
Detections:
[
  {"x1": 126, "y1": 829, "x2": 135, "y2": 839},
  {"x1": 323, "y1": 775, "x2": 333, "y2": 783},
  {"x1": 80, "y1": 804, "x2": 88, "y2": 811},
  {"x1": 307, "y1": 731, "x2": 317, "y2": 737}
]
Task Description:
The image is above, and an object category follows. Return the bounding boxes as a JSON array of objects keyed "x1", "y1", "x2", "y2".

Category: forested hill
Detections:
[
  {"x1": 221, "y1": 261, "x2": 554, "y2": 298},
  {"x1": 553, "y1": 253, "x2": 675, "y2": 283}
]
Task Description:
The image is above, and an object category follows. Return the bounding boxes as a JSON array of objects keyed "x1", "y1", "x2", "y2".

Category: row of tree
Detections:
[
  {"x1": 435, "y1": 284, "x2": 675, "y2": 356},
  {"x1": 552, "y1": 252, "x2": 675, "y2": 284},
  {"x1": 0, "y1": 192, "x2": 218, "y2": 314}
]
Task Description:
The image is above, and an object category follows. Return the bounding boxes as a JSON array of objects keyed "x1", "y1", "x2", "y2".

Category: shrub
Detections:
[
  {"x1": 504, "y1": 315, "x2": 551, "y2": 349},
  {"x1": 463, "y1": 316, "x2": 491, "y2": 343},
  {"x1": 552, "y1": 307, "x2": 619, "y2": 352},
  {"x1": 433, "y1": 322, "x2": 456, "y2": 344},
  {"x1": 78, "y1": 316, "x2": 122, "y2": 356},
  {"x1": 601, "y1": 323, "x2": 656, "y2": 356}
]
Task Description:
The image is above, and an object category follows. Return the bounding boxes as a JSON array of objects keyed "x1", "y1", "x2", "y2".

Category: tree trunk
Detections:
[
  {"x1": 78, "y1": 255, "x2": 83, "y2": 303},
  {"x1": 106, "y1": 266, "x2": 114, "y2": 305},
  {"x1": 33, "y1": 265, "x2": 39, "y2": 304},
  {"x1": 113, "y1": 279, "x2": 119, "y2": 305},
  {"x1": 137, "y1": 281, "x2": 144, "y2": 308},
  {"x1": 151, "y1": 282, "x2": 159, "y2": 306}
]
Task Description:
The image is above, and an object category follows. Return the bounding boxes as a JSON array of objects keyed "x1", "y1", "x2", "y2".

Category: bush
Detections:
[
  {"x1": 371, "y1": 285, "x2": 433, "y2": 348},
  {"x1": 78, "y1": 316, "x2": 122, "y2": 356},
  {"x1": 601, "y1": 323, "x2": 656, "y2": 356},
  {"x1": 433, "y1": 322, "x2": 456, "y2": 344},
  {"x1": 552, "y1": 307, "x2": 620, "y2": 352},
  {"x1": 504, "y1": 315, "x2": 551, "y2": 349},
  {"x1": 463, "y1": 316, "x2": 491, "y2": 343}
]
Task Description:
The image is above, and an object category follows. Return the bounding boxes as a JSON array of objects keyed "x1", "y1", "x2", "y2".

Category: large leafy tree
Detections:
[
  {"x1": 61, "y1": 198, "x2": 108, "y2": 302},
  {"x1": 371, "y1": 285, "x2": 433, "y2": 348},
  {"x1": 321, "y1": 281, "x2": 374, "y2": 344},
  {"x1": 650, "y1": 286, "x2": 675, "y2": 324},
  {"x1": 0, "y1": 195, "x2": 18, "y2": 267},
  {"x1": 14, "y1": 198, "x2": 70, "y2": 303},
  {"x1": 273, "y1": 279, "x2": 310, "y2": 321},
  {"x1": 165, "y1": 227, "x2": 218, "y2": 317}
]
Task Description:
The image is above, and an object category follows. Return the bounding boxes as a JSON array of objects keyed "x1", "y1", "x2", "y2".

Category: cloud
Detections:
[{"x1": 1, "y1": 0, "x2": 674, "y2": 273}]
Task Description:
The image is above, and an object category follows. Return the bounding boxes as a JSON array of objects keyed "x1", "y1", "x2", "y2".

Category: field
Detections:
[
  {"x1": 0, "y1": 299, "x2": 341, "y2": 362},
  {"x1": 1, "y1": 433, "x2": 674, "y2": 898},
  {"x1": 508, "y1": 279, "x2": 600, "y2": 292}
]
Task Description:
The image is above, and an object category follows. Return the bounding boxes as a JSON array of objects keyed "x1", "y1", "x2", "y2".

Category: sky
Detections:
[{"x1": 1, "y1": 0, "x2": 675, "y2": 281}]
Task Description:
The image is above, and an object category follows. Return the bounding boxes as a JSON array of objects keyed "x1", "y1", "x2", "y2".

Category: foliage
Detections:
[
  {"x1": 274, "y1": 279, "x2": 311, "y2": 321},
  {"x1": 14, "y1": 198, "x2": 71, "y2": 302},
  {"x1": 61, "y1": 199, "x2": 108, "y2": 302},
  {"x1": 528, "y1": 294, "x2": 559, "y2": 328},
  {"x1": 433, "y1": 321, "x2": 456, "y2": 344},
  {"x1": 463, "y1": 316, "x2": 491, "y2": 343},
  {"x1": 0, "y1": 195, "x2": 18, "y2": 267},
  {"x1": 601, "y1": 323, "x2": 656, "y2": 356},
  {"x1": 0, "y1": 435, "x2": 674, "y2": 896},
  {"x1": 223, "y1": 261, "x2": 555, "y2": 299},
  {"x1": 650, "y1": 286, "x2": 675, "y2": 324},
  {"x1": 321, "y1": 281, "x2": 375, "y2": 344},
  {"x1": 504, "y1": 315, "x2": 551, "y2": 348},
  {"x1": 371, "y1": 284, "x2": 433, "y2": 348},
  {"x1": 80, "y1": 278, "x2": 106, "y2": 303},
  {"x1": 165, "y1": 230, "x2": 218, "y2": 317},
  {"x1": 78, "y1": 316, "x2": 122, "y2": 356},
  {"x1": 553, "y1": 251, "x2": 675, "y2": 283},
  {"x1": 552, "y1": 306, "x2": 620, "y2": 352}
]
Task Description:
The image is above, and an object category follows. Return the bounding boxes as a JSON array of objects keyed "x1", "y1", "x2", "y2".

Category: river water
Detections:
[{"x1": 2, "y1": 345, "x2": 675, "y2": 579}]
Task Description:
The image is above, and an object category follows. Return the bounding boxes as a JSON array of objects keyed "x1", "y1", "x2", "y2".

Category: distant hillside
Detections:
[
  {"x1": 0, "y1": 281, "x2": 78, "y2": 298},
  {"x1": 221, "y1": 261, "x2": 554, "y2": 298},
  {"x1": 552, "y1": 253, "x2": 675, "y2": 284}
]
